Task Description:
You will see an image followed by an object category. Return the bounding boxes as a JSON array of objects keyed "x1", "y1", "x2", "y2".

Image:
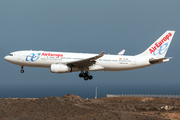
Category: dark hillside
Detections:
[{"x1": 0, "y1": 94, "x2": 179, "y2": 120}]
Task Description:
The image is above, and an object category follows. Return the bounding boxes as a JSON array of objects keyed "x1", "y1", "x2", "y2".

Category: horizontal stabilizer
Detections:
[
  {"x1": 149, "y1": 57, "x2": 172, "y2": 64},
  {"x1": 118, "y1": 49, "x2": 125, "y2": 55}
]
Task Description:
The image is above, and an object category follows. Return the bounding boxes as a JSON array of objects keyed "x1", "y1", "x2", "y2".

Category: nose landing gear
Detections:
[
  {"x1": 20, "y1": 66, "x2": 24, "y2": 73},
  {"x1": 79, "y1": 71, "x2": 93, "y2": 80}
]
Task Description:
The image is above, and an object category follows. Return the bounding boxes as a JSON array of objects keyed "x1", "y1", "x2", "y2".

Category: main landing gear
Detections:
[
  {"x1": 20, "y1": 66, "x2": 24, "y2": 73},
  {"x1": 79, "y1": 71, "x2": 93, "y2": 80}
]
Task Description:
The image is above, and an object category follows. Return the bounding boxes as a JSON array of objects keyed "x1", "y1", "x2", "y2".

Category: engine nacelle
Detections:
[{"x1": 50, "y1": 64, "x2": 71, "y2": 73}]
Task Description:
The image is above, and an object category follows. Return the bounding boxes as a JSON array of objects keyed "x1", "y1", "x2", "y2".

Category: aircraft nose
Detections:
[
  {"x1": 4, "y1": 56, "x2": 9, "y2": 61},
  {"x1": 4, "y1": 56, "x2": 8, "y2": 61}
]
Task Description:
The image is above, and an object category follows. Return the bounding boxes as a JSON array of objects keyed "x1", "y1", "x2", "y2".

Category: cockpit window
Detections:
[{"x1": 8, "y1": 54, "x2": 13, "y2": 56}]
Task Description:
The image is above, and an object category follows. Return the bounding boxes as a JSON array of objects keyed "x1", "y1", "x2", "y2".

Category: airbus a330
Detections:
[{"x1": 4, "y1": 31, "x2": 175, "y2": 80}]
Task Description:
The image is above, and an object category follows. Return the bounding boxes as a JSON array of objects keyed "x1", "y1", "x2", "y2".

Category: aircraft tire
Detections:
[
  {"x1": 88, "y1": 75, "x2": 93, "y2": 80},
  {"x1": 84, "y1": 76, "x2": 88, "y2": 80},
  {"x1": 20, "y1": 70, "x2": 24, "y2": 73},
  {"x1": 84, "y1": 72, "x2": 88, "y2": 77},
  {"x1": 79, "y1": 73, "x2": 84, "y2": 78}
]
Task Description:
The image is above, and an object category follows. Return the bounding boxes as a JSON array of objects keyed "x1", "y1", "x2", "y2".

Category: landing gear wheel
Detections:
[
  {"x1": 79, "y1": 71, "x2": 93, "y2": 80},
  {"x1": 88, "y1": 75, "x2": 93, "y2": 80},
  {"x1": 20, "y1": 70, "x2": 24, "y2": 73},
  {"x1": 84, "y1": 76, "x2": 88, "y2": 80},
  {"x1": 20, "y1": 66, "x2": 24, "y2": 73},
  {"x1": 79, "y1": 73, "x2": 84, "y2": 78},
  {"x1": 84, "y1": 72, "x2": 88, "y2": 77}
]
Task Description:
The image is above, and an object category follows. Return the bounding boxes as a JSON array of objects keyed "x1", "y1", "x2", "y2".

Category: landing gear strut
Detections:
[
  {"x1": 79, "y1": 71, "x2": 93, "y2": 80},
  {"x1": 20, "y1": 66, "x2": 24, "y2": 73}
]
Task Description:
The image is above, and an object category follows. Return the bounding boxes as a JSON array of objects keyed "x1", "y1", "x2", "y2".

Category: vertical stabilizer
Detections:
[{"x1": 136, "y1": 31, "x2": 175, "y2": 58}]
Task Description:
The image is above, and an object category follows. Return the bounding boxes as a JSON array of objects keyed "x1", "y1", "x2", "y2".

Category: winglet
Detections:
[
  {"x1": 99, "y1": 51, "x2": 105, "y2": 57},
  {"x1": 94, "y1": 51, "x2": 105, "y2": 60}
]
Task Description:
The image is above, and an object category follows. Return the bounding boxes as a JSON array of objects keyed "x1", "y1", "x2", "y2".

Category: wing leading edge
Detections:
[{"x1": 67, "y1": 51, "x2": 105, "y2": 68}]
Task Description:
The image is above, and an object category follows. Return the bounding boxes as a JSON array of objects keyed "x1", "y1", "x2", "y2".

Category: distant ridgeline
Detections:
[{"x1": 107, "y1": 94, "x2": 180, "y2": 98}]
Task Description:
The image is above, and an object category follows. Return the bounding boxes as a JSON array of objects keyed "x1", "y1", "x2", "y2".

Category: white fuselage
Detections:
[
  {"x1": 4, "y1": 50, "x2": 151, "y2": 72},
  {"x1": 4, "y1": 31, "x2": 175, "y2": 80}
]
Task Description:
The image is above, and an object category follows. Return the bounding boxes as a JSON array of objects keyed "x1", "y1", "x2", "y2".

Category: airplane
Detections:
[{"x1": 4, "y1": 31, "x2": 175, "y2": 80}]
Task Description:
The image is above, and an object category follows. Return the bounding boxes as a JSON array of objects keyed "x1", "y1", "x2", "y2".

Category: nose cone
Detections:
[
  {"x1": 4, "y1": 56, "x2": 8, "y2": 61},
  {"x1": 4, "y1": 55, "x2": 11, "y2": 62}
]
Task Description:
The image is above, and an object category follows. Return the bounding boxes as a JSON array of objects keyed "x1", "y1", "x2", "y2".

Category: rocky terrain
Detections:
[{"x1": 0, "y1": 94, "x2": 180, "y2": 120}]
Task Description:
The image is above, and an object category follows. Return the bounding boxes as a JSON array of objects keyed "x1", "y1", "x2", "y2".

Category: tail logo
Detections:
[
  {"x1": 153, "y1": 43, "x2": 168, "y2": 56},
  {"x1": 149, "y1": 33, "x2": 172, "y2": 55}
]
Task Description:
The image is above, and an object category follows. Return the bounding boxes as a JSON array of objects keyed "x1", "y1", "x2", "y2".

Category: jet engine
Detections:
[{"x1": 50, "y1": 64, "x2": 71, "y2": 73}]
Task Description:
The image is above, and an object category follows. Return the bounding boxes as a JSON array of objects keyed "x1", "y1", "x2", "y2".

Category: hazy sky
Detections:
[{"x1": 1, "y1": 0, "x2": 180, "y2": 98}]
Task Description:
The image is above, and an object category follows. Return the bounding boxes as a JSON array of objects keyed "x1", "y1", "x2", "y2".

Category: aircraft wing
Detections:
[{"x1": 66, "y1": 51, "x2": 105, "y2": 68}]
